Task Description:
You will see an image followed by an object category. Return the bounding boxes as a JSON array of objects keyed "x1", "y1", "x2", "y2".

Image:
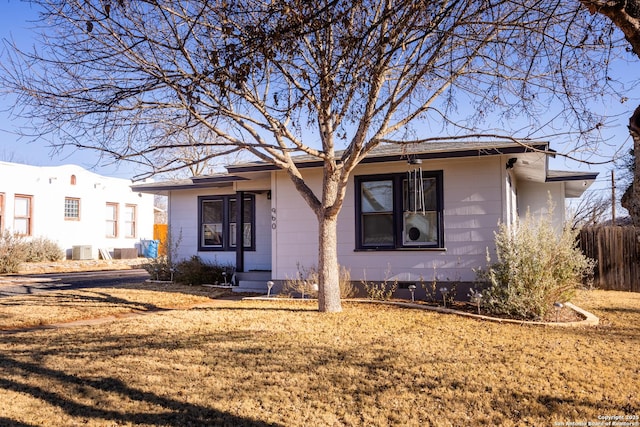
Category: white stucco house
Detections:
[
  {"x1": 132, "y1": 140, "x2": 597, "y2": 294},
  {"x1": 0, "y1": 161, "x2": 155, "y2": 260}
]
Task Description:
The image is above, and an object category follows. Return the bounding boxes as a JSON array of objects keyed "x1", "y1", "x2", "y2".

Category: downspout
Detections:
[{"x1": 236, "y1": 190, "x2": 245, "y2": 272}]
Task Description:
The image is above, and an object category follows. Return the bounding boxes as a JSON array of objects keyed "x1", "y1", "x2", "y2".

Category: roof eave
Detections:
[{"x1": 226, "y1": 142, "x2": 551, "y2": 173}]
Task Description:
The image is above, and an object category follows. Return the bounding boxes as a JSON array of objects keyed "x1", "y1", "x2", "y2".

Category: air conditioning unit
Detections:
[{"x1": 72, "y1": 245, "x2": 93, "y2": 260}]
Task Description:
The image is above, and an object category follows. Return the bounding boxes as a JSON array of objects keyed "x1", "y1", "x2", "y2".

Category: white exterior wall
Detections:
[
  {"x1": 517, "y1": 180, "x2": 566, "y2": 229},
  {"x1": 167, "y1": 180, "x2": 272, "y2": 270},
  {"x1": 271, "y1": 156, "x2": 507, "y2": 283},
  {"x1": 0, "y1": 162, "x2": 154, "y2": 259}
]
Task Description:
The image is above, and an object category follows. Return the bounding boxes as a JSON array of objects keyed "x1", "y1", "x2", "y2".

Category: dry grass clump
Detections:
[
  {"x1": 282, "y1": 264, "x2": 357, "y2": 299},
  {"x1": 0, "y1": 289, "x2": 638, "y2": 426}
]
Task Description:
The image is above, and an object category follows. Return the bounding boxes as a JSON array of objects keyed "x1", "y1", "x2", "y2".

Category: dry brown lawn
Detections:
[{"x1": 0, "y1": 284, "x2": 638, "y2": 426}]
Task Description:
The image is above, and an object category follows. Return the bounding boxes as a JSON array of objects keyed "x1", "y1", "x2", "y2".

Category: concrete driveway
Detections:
[{"x1": 0, "y1": 269, "x2": 150, "y2": 298}]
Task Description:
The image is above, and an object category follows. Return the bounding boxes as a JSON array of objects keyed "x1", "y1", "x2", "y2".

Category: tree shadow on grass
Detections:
[
  {"x1": 0, "y1": 353, "x2": 282, "y2": 426},
  {"x1": 0, "y1": 417, "x2": 37, "y2": 427},
  {"x1": 190, "y1": 305, "x2": 317, "y2": 313},
  {"x1": 0, "y1": 291, "x2": 172, "y2": 320},
  {"x1": 597, "y1": 306, "x2": 640, "y2": 315}
]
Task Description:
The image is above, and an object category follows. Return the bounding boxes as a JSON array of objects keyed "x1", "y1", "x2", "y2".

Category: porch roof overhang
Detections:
[
  {"x1": 131, "y1": 174, "x2": 248, "y2": 195},
  {"x1": 546, "y1": 170, "x2": 599, "y2": 198}
]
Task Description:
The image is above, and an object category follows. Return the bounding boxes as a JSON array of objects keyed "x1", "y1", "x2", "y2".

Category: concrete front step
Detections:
[
  {"x1": 233, "y1": 288, "x2": 268, "y2": 294},
  {"x1": 233, "y1": 282, "x2": 268, "y2": 294},
  {"x1": 232, "y1": 271, "x2": 271, "y2": 293},
  {"x1": 235, "y1": 271, "x2": 271, "y2": 281}
]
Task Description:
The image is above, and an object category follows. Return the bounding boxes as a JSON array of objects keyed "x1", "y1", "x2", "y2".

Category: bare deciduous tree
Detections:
[
  {"x1": 570, "y1": 190, "x2": 611, "y2": 228},
  {"x1": 580, "y1": 0, "x2": 640, "y2": 225},
  {"x1": 0, "y1": 1, "x2": 631, "y2": 311},
  {"x1": 154, "y1": 127, "x2": 248, "y2": 178}
]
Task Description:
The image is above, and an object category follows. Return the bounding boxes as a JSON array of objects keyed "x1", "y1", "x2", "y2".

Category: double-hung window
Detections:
[
  {"x1": 199, "y1": 195, "x2": 254, "y2": 251},
  {"x1": 14, "y1": 195, "x2": 33, "y2": 236},
  {"x1": 355, "y1": 171, "x2": 443, "y2": 250},
  {"x1": 106, "y1": 202, "x2": 118, "y2": 238},
  {"x1": 124, "y1": 204, "x2": 137, "y2": 238}
]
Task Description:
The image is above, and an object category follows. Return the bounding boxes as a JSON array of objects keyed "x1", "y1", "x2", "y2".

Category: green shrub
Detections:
[
  {"x1": 24, "y1": 237, "x2": 64, "y2": 262},
  {"x1": 476, "y1": 212, "x2": 594, "y2": 320},
  {"x1": 0, "y1": 231, "x2": 28, "y2": 274},
  {"x1": 173, "y1": 256, "x2": 233, "y2": 286}
]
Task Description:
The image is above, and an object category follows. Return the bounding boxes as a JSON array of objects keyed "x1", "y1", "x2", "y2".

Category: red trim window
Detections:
[
  {"x1": 106, "y1": 202, "x2": 118, "y2": 238},
  {"x1": 124, "y1": 204, "x2": 136, "y2": 238},
  {"x1": 14, "y1": 195, "x2": 33, "y2": 236}
]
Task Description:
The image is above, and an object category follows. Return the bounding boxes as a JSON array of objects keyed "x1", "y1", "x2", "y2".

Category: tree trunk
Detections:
[
  {"x1": 621, "y1": 105, "x2": 640, "y2": 226},
  {"x1": 581, "y1": 0, "x2": 640, "y2": 57},
  {"x1": 317, "y1": 213, "x2": 343, "y2": 313}
]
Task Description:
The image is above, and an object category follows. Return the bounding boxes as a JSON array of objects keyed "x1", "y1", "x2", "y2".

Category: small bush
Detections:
[
  {"x1": 143, "y1": 227, "x2": 183, "y2": 281},
  {"x1": 282, "y1": 264, "x2": 319, "y2": 298},
  {"x1": 361, "y1": 265, "x2": 398, "y2": 300},
  {"x1": 24, "y1": 237, "x2": 64, "y2": 262},
  {"x1": 0, "y1": 231, "x2": 28, "y2": 274},
  {"x1": 0, "y1": 233, "x2": 63, "y2": 273},
  {"x1": 338, "y1": 267, "x2": 358, "y2": 299},
  {"x1": 282, "y1": 264, "x2": 357, "y2": 299},
  {"x1": 144, "y1": 255, "x2": 175, "y2": 281},
  {"x1": 420, "y1": 269, "x2": 439, "y2": 304},
  {"x1": 173, "y1": 256, "x2": 233, "y2": 286},
  {"x1": 476, "y1": 211, "x2": 595, "y2": 320}
]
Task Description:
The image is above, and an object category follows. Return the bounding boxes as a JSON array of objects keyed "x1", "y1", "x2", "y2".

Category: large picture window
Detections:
[
  {"x1": 355, "y1": 171, "x2": 443, "y2": 250},
  {"x1": 199, "y1": 195, "x2": 255, "y2": 251}
]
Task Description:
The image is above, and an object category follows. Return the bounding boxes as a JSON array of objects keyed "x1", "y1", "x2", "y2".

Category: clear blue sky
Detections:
[
  {"x1": 0, "y1": 1, "x2": 141, "y2": 178},
  {"x1": 0, "y1": 0, "x2": 637, "y2": 209}
]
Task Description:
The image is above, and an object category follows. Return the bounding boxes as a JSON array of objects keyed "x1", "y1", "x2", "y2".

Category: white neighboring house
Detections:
[
  {"x1": 132, "y1": 140, "x2": 597, "y2": 293},
  {"x1": 0, "y1": 161, "x2": 155, "y2": 260}
]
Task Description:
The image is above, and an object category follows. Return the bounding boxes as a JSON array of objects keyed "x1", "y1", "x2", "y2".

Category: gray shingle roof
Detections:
[
  {"x1": 226, "y1": 139, "x2": 550, "y2": 172},
  {"x1": 132, "y1": 139, "x2": 552, "y2": 192}
]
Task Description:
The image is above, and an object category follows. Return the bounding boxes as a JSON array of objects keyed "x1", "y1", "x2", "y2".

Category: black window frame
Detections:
[
  {"x1": 354, "y1": 171, "x2": 444, "y2": 250},
  {"x1": 198, "y1": 194, "x2": 256, "y2": 252}
]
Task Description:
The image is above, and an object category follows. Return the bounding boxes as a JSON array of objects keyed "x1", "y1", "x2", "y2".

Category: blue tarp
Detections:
[{"x1": 141, "y1": 239, "x2": 159, "y2": 258}]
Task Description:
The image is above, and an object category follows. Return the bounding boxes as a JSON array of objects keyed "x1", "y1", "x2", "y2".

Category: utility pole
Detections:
[{"x1": 611, "y1": 170, "x2": 616, "y2": 226}]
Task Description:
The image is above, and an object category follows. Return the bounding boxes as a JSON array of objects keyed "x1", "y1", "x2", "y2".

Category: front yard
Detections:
[{"x1": 0, "y1": 284, "x2": 638, "y2": 426}]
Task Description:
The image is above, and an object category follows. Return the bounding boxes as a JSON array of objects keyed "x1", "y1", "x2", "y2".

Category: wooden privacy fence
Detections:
[{"x1": 578, "y1": 226, "x2": 640, "y2": 292}]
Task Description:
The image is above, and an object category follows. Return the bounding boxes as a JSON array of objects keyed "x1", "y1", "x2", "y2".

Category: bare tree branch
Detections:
[{"x1": 0, "y1": 0, "x2": 633, "y2": 311}]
